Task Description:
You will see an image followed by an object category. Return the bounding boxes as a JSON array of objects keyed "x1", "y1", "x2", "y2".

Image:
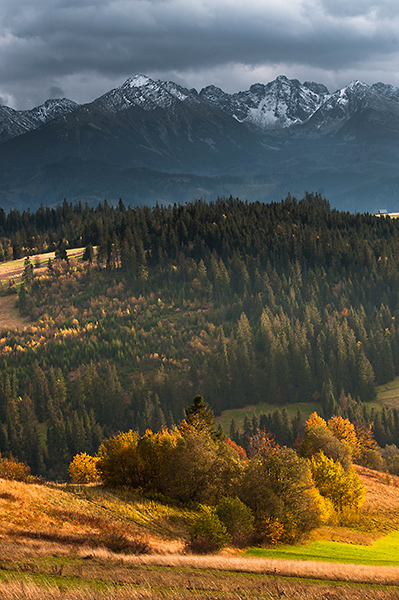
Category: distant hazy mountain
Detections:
[{"x1": 1, "y1": 75, "x2": 399, "y2": 212}]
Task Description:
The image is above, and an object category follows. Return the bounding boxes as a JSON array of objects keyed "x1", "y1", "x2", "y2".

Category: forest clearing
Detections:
[{"x1": 0, "y1": 248, "x2": 85, "y2": 330}]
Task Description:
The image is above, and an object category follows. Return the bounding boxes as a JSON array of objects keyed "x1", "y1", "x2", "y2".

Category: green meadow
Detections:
[{"x1": 247, "y1": 531, "x2": 399, "y2": 566}]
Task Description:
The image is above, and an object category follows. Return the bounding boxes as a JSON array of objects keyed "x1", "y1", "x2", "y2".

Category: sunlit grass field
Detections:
[
  {"x1": 2, "y1": 459, "x2": 399, "y2": 597},
  {"x1": 247, "y1": 531, "x2": 399, "y2": 566}
]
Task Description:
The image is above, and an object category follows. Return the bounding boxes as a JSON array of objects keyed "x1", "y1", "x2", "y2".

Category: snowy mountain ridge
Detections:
[
  {"x1": 3, "y1": 75, "x2": 399, "y2": 142},
  {"x1": 2, "y1": 74, "x2": 399, "y2": 213},
  {"x1": 93, "y1": 74, "x2": 200, "y2": 114},
  {"x1": 199, "y1": 75, "x2": 331, "y2": 129},
  {"x1": 0, "y1": 98, "x2": 79, "y2": 143}
]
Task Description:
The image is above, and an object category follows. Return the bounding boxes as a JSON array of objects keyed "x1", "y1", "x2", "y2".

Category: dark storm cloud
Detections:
[{"x1": 1, "y1": 0, "x2": 399, "y2": 108}]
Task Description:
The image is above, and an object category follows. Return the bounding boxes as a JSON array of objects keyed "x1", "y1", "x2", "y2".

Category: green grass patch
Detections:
[
  {"x1": 376, "y1": 377, "x2": 399, "y2": 411},
  {"x1": 246, "y1": 531, "x2": 399, "y2": 566},
  {"x1": 217, "y1": 376, "x2": 399, "y2": 434},
  {"x1": 216, "y1": 402, "x2": 320, "y2": 434}
]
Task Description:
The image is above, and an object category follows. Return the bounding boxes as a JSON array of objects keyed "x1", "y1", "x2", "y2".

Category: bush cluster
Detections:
[
  {"x1": 0, "y1": 453, "x2": 35, "y2": 482},
  {"x1": 69, "y1": 404, "x2": 369, "y2": 551}
]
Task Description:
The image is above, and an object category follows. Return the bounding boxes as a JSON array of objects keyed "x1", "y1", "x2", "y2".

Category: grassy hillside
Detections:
[
  {"x1": 216, "y1": 401, "x2": 320, "y2": 434},
  {"x1": 1, "y1": 467, "x2": 399, "y2": 598}
]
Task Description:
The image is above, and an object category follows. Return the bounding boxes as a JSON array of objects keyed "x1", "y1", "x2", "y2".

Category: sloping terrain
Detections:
[{"x1": 1, "y1": 467, "x2": 399, "y2": 598}]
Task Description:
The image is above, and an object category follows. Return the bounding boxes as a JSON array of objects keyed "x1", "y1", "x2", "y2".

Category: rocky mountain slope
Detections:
[
  {"x1": 1, "y1": 74, "x2": 399, "y2": 212},
  {"x1": 0, "y1": 98, "x2": 79, "y2": 143}
]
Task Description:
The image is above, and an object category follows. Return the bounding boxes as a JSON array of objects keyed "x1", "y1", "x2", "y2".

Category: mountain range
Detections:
[{"x1": 1, "y1": 74, "x2": 399, "y2": 212}]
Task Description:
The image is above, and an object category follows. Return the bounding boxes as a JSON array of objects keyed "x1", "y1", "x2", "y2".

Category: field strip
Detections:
[
  {"x1": 1, "y1": 555, "x2": 399, "y2": 599},
  {"x1": 122, "y1": 554, "x2": 399, "y2": 585},
  {"x1": 0, "y1": 247, "x2": 85, "y2": 282}
]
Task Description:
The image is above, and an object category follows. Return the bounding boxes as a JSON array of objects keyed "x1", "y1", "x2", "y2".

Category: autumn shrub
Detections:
[
  {"x1": 356, "y1": 447, "x2": 384, "y2": 471},
  {"x1": 257, "y1": 515, "x2": 285, "y2": 545},
  {"x1": 301, "y1": 412, "x2": 363, "y2": 470},
  {"x1": 68, "y1": 452, "x2": 101, "y2": 484},
  {"x1": 216, "y1": 496, "x2": 254, "y2": 546},
  {"x1": 301, "y1": 424, "x2": 352, "y2": 470},
  {"x1": 311, "y1": 451, "x2": 365, "y2": 511},
  {"x1": 160, "y1": 425, "x2": 243, "y2": 504},
  {"x1": 307, "y1": 477, "x2": 336, "y2": 525},
  {"x1": 0, "y1": 491, "x2": 17, "y2": 501},
  {"x1": 96, "y1": 430, "x2": 140, "y2": 487},
  {"x1": 0, "y1": 454, "x2": 33, "y2": 482},
  {"x1": 98, "y1": 531, "x2": 151, "y2": 554},
  {"x1": 187, "y1": 505, "x2": 230, "y2": 553},
  {"x1": 135, "y1": 428, "x2": 181, "y2": 492},
  {"x1": 327, "y1": 416, "x2": 358, "y2": 456},
  {"x1": 96, "y1": 423, "x2": 242, "y2": 503},
  {"x1": 185, "y1": 536, "x2": 219, "y2": 554},
  {"x1": 238, "y1": 446, "x2": 320, "y2": 543}
]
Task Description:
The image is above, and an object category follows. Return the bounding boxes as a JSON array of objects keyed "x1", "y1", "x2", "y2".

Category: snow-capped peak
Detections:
[
  {"x1": 200, "y1": 75, "x2": 330, "y2": 130},
  {"x1": 346, "y1": 80, "x2": 368, "y2": 91},
  {"x1": 94, "y1": 74, "x2": 196, "y2": 113},
  {"x1": 124, "y1": 74, "x2": 152, "y2": 89}
]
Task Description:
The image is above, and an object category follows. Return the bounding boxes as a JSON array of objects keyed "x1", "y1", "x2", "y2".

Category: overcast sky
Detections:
[{"x1": 1, "y1": 0, "x2": 399, "y2": 109}]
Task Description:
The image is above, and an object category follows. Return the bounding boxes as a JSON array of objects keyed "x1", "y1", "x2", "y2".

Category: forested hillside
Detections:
[{"x1": 1, "y1": 194, "x2": 399, "y2": 478}]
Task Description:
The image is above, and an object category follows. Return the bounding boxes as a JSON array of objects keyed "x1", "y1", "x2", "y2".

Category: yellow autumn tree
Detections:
[
  {"x1": 68, "y1": 452, "x2": 101, "y2": 484},
  {"x1": 327, "y1": 416, "x2": 358, "y2": 456},
  {"x1": 305, "y1": 412, "x2": 327, "y2": 430},
  {"x1": 301, "y1": 412, "x2": 351, "y2": 470},
  {"x1": 311, "y1": 452, "x2": 365, "y2": 511}
]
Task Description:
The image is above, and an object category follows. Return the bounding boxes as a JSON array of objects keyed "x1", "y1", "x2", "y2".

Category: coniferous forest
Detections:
[{"x1": 1, "y1": 193, "x2": 399, "y2": 478}]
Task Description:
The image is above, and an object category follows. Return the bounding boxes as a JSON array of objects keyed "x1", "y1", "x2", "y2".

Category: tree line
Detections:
[{"x1": 0, "y1": 194, "x2": 399, "y2": 477}]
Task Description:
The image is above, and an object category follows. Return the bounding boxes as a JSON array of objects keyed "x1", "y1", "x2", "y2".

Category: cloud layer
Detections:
[{"x1": 1, "y1": 0, "x2": 399, "y2": 108}]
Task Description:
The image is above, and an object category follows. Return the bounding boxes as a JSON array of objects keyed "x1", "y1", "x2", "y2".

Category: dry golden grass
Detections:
[
  {"x1": 0, "y1": 295, "x2": 30, "y2": 329},
  {"x1": 0, "y1": 579, "x2": 397, "y2": 600},
  {"x1": 0, "y1": 248, "x2": 85, "y2": 283},
  {"x1": 0, "y1": 552, "x2": 399, "y2": 599},
  {"x1": 0, "y1": 478, "x2": 186, "y2": 554},
  {"x1": 357, "y1": 465, "x2": 399, "y2": 512},
  {"x1": 2, "y1": 464, "x2": 399, "y2": 598}
]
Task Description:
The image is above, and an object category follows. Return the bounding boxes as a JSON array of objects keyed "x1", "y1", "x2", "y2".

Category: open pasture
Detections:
[
  {"x1": 376, "y1": 378, "x2": 399, "y2": 411},
  {"x1": 0, "y1": 294, "x2": 29, "y2": 330},
  {"x1": 246, "y1": 531, "x2": 399, "y2": 566}
]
